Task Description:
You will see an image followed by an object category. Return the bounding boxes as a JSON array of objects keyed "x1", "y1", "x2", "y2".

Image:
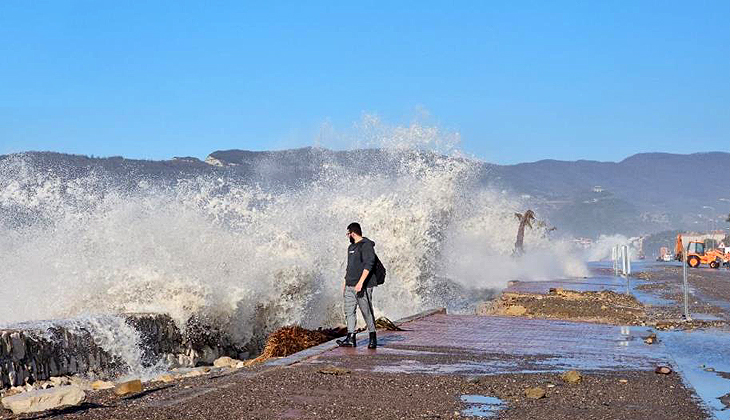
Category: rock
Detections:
[
  {"x1": 200, "y1": 346, "x2": 218, "y2": 364},
  {"x1": 182, "y1": 369, "x2": 203, "y2": 378},
  {"x1": 719, "y1": 392, "x2": 730, "y2": 409},
  {"x1": 655, "y1": 366, "x2": 672, "y2": 375},
  {"x1": 68, "y1": 376, "x2": 92, "y2": 391},
  {"x1": 49, "y1": 376, "x2": 70, "y2": 387},
  {"x1": 91, "y1": 380, "x2": 114, "y2": 390},
  {"x1": 546, "y1": 383, "x2": 555, "y2": 388},
  {"x1": 177, "y1": 354, "x2": 194, "y2": 367},
  {"x1": 156, "y1": 374, "x2": 175, "y2": 383},
  {"x1": 643, "y1": 332, "x2": 657, "y2": 344},
  {"x1": 1, "y1": 385, "x2": 85, "y2": 414},
  {"x1": 214, "y1": 356, "x2": 239, "y2": 368},
  {"x1": 3, "y1": 387, "x2": 24, "y2": 398},
  {"x1": 318, "y1": 365, "x2": 351, "y2": 375},
  {"x1": 619, "y1": 379, "x2": 628, "y2": 383},
  {"x1": 235, "y1": 361, "x2": 246, "y2": 369},
  {"x1": 504, "y1": 305, "x2": 527, "y2": 316},
  {"x1": 466, "y1": 376, "x2": 480, "y2": 384},
  {"x1": 10, "y1": 333, "x2": 26, "y2": 360},
  {"x1": 113, "y1": 379, "x2": 142, "y2": 396},
  {"x1": 525, "y1": 387, "x2": 546, "y2": 399},
  {"x1": 561, "y1": 370, "x2": 582, "y2": 384}
]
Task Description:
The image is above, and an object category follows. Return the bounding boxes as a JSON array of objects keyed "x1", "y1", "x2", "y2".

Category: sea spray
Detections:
[{"x1": 0, "y1": 128, "x2": 587, "y2": 375}]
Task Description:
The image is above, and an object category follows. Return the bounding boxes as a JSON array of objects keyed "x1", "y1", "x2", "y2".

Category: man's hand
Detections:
[{"x1": 355, "y1": 269, "x2": 370, "y2": 293}]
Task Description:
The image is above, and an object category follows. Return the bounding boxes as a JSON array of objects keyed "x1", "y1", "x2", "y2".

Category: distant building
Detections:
[{"x1": 572, "y1": 237, "x2": 593, "y2": 248}]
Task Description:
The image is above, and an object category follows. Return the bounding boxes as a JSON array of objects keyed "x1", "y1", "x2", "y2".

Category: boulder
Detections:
[
  {"x1": 1, "y1": 385, "x2": 85, "y2": 414},
  {"x1": 525, "y1": 387, "x2": 546, "y2": 399},
  {"x1": 561, "y1": 370, "x2": 582, "y2": 384},
  {"x1": 113, "y1": 379, "x2": 142, "y2": 396}
]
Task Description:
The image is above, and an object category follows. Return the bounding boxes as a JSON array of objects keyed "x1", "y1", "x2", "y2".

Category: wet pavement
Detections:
[{"x1": 304, "y1": 314, "x2": 670, "y2": 375}]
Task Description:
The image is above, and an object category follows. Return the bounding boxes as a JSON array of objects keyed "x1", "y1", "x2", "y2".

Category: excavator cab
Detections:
[{"x1": 687, "y1": 241, "x2": 705, "y2": 256}]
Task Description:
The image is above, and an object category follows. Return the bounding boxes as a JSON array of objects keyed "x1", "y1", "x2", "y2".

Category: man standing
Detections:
[{"x1": 336, "y1": 222, "x2": 378, "y2": 349}]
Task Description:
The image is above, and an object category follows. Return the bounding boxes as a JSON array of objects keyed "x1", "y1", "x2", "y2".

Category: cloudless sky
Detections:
[{"x1": 1, "y1": 1, "x2": 728, "y2": 164}]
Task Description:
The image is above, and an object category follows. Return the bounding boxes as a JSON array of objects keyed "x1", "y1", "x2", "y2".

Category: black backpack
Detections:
[{"x1": 373, "y1": 254, "x2": 387, "y2": 285}]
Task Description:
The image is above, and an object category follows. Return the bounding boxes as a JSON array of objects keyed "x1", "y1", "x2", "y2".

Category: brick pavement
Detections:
[{"x1": 304, "y1": 314, "x2": 671, "y2": 375}]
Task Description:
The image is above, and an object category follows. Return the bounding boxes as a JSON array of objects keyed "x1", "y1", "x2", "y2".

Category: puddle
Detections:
[
  {"x1": 460, "y1": 395, "x2": 505, "y2": 418},
  {"x1": 660, "y1": 329, "x2": 730, "y2": 420},
  {"x1": 692, "y1": 313, "x2": 724, "y2": 321}
]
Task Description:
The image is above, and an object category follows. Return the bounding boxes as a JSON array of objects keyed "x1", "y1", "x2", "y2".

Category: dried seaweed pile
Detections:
[{"x1": 247, "y1": 326, "x2": 342, "y2": 365}]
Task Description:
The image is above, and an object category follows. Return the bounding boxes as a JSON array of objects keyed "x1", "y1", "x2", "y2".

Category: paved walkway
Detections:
[{"x1": 303, "y1": 314, "x2": 670, "y2": 375}]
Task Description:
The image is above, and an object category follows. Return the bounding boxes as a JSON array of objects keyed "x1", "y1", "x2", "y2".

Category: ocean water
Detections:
[{"x1": 0, "y1": 128, "x2": 587, "y2": 374}]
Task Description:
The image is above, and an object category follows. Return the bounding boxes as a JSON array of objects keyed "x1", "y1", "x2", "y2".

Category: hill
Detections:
[{"x1": 2, "y1": 148, "x2": 729, "y2": 238}]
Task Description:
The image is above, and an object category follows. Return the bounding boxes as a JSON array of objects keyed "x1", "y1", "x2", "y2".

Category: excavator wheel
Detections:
[
  {"x1": 710, "y1": 260, "x2": 720, "y2": 269},
  {"x1": 687, "y1": 255, "x2": 701, "y2": 268}
]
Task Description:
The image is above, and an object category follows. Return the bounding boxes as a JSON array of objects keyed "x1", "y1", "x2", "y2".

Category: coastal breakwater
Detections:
[{"x1": 0, "y1": 314, "x2": 243, "y2": 389}]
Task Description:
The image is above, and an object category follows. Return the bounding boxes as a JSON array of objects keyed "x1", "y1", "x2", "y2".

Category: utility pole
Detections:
[{"x1": 682, "y1": 244, "x2": 691, "y2": 321}]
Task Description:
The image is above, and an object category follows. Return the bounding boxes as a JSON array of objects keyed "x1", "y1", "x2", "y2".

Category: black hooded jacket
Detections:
[{"x1": 345, "y1": 237, "x2": 377, "y2": 287}]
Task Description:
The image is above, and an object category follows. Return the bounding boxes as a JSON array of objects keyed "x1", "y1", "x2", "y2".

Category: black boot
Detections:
[
  {"x1": 336, "y1": 333, "x2": 356, "y2": 347},
  {"x1": 368, "y1": 332, "x2": 377, "y2": 349}
]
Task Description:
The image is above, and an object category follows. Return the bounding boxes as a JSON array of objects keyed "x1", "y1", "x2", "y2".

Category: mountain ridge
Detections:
[{"x1": 3, "y1": 148, "x2": 729, "y2": 238}]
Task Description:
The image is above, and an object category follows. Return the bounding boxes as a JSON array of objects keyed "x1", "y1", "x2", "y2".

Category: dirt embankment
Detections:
[
  {"x1": 483, "y1": 270, "x2": 729, "y2": 330},
  {"x1": 483, "y1": 288, "x2": 646, "y2": 325}
]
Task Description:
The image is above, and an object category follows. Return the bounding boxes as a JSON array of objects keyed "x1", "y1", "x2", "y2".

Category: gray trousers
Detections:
[{"x1": 343, "y1": 286, "x2": 376, "y2": 333}]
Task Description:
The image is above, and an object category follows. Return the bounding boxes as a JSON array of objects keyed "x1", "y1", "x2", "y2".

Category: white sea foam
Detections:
[{"x1": 0, "y1": 120, "x2": 587, "y2": 374}]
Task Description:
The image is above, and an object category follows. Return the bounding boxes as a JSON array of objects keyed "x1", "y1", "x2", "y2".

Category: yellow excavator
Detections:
[{"x1": 675, "y1": 234, "x2": 730, "y2": 269}]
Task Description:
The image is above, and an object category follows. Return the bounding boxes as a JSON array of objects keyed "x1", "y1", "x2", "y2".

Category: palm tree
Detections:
[{"x1": 514, "y1": 210, "x2": 536, "y2": 255}]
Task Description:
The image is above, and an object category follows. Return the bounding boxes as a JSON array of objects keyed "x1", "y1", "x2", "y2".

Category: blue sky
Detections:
[{"x1": 1, "y1": 1, "x2": 728, "y2": 164}]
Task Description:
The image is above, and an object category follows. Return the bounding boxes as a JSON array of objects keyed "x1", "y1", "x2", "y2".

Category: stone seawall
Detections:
[{"x1": 0, "y1": 314, "x2": 242, "y2": 389}]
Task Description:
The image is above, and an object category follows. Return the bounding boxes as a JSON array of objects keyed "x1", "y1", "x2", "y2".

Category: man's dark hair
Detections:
[{"x1": 347, "y1": 222, "x2": 362, "y2": 236}]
